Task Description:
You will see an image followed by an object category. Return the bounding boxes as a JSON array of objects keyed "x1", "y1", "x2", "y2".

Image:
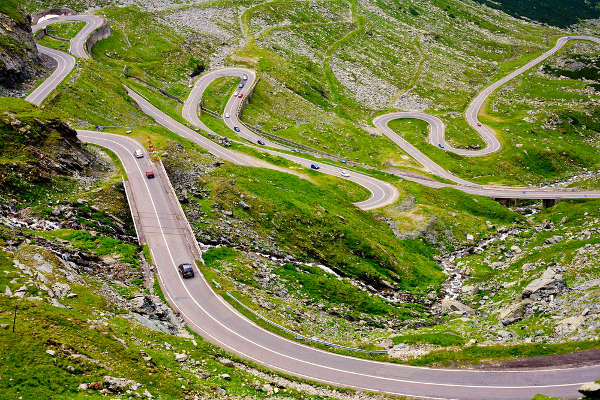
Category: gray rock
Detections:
[
  {"x1": 522, "y1": 268, "x2": 565, "y2": 299},
  {"x1": 441, "y1": 299, "x2": 474, "y2": 315},
  {"x1": 579, "y1": 382, "x2": 600, "y2": 398},
  {"x1": 175, "y1": 353, "x2": 188, "y2": 362},
  {"x1": 52, "y1": 283, "x2": 71, "y2": 299},
  {"x1": 219, "y1": 358, "x2": 234, "y2": 367},
  {"x1": 261, "y1": 384, "x2": 273, "y2": 393},
  {"x1": 545, "y1": 235, "x2": 563, "y2": 245},
  {"x1": 554, "y1": 316, "x2": 585, "y2": 337},
  {"x1": 13, "y1": 285, "x2": 28, "y2": 298},
  {"x1": 220, "y1": 373, "x2": 231, "y2": 380},
  {"x1": 77, "y1": 383, "x2": 88, "y2": 391},
  {"x1": 103, "y1": 376, "x2": 141, "y2": 392},
  {"x1": 499, "y1": 299, "x2": 532, "y2": 325},
  {"x1": 461, "y1": 285, "x2": 476, "y2": 295}
]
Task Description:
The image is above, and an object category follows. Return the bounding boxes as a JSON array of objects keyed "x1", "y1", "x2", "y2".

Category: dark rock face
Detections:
[
  {"x1": 0, "y1": 113, "x2": 98, "y2": 195},
  {"x1": 0, "y1": 7, "x2": 42, "y2": 89}
]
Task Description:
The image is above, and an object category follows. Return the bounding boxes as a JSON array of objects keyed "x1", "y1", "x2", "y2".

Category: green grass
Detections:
[
  {"x1": 0, "y1": 244, "x2": 342, "y2": 400},
  {"x1": 45, "y1": 21, "x2": 85, "y2": 40},
  {"x1": 194, "y1": 163, "x2": 445, "y2": 291},
  {"x1": 153, "y1": 274, "x2": 167, "y2": 304},
  {"x1": 201, "y1": 76, "x2": 239, "y2": 114},
  {"x1": 92, "y1": 6, "x2": 208, "y2": 99},
  {"x1": 0, "y1": 0, "x2": 25, "y2": 24},
  {"x1": 407, "y1": 340, "x2": 600, "y2": 367},
  {"x1": 392, "y1": 331, "x2": 465, "y2": 346},
  {"x1": 142, "y1": 244, "x2": 152, "y2": 264},
  {"x1": 274, "y1": 262, "x2": 428, "y2": 319},
  {"x1": 38, "y1": 229, "x2": 140, "y2": 267}
]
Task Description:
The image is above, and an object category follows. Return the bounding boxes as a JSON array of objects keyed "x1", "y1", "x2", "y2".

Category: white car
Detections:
[
  {"x1": 134, "y1": 149, "x2": 143, "y2": 158},
  {"x1": 225, "y1": 112, "x2": 230, "y2": 118},
  {"x1": 242, "y1": 74, "x2": 248, "y2": 80},
  {"x1": 233, "y1": 90, "x2": 239, "y2": 97},
  {"x1": 340, "y1": 170, "x2": 350, "y2": 177}
]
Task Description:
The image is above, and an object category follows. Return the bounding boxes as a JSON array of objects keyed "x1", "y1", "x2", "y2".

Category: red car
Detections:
[
  {"x1": 476, "y1": 122, "x2": 482, "y2": 127},
  {"x1": 145, "y1": 170, "x2": 155, "y2": 179},
  {"x1": 237, "y1": 93, "x2": 243, "y2": 98}
]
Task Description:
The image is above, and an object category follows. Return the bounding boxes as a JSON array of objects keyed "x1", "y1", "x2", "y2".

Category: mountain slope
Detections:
[
  {"x1": 0, "y1": 0, "x2": 44, "y2": 93},
  {"x1": 472, "y1": 0, "x2": 600, "y2": 28}
]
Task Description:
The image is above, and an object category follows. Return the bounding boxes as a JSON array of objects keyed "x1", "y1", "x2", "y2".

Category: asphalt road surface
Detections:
[
  {"x1": 25, "y1": 15, "x2": 600, "y2": 399},
  {"x1": 76, "y1": 129, "x2": 600, "y2": 400},
  {"x1": 26, "y1": 14, "x2": 104, "y2": 106}
]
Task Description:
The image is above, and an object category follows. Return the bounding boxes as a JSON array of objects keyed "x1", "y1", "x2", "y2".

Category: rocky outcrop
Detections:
[
  {"x1": 499, "y1": 299, "x2": 533, "y2": 326},
  {"x1": 103, "y1": 376, "x2": 141, "y2": 393},
  {"x1": 522, "y1": 266, "x2": 566, "y2": 300},
  {"x1": 0, "y1": 5, "x2": 43, "y2": 91},
  {"x1": 0, "y1": 113, "x2": 98, "y2": 197},
  {"x1": 441, "y1": 298, "x2": 474, "y2": 315}
]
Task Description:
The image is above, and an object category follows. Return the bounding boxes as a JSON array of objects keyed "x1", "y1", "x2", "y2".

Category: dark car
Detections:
[
  {"x1": 178, "y1": 263, "x2": 194, "y2": 279},
  {"x1": 310, "y1": 163, "x2": 320, "y2": 170},
  {"x1": 257, "y1": 139, "x2": 265, "y2": 145},
  {"x1": 145, "y1": 170, "x2": 155, "y2": 179},
  {"x1": 234, "y1": 126, "x2": 241, "y2": 132},
  {"x1": 438, "y1": 143, "x2": 445, "y2": 149}
]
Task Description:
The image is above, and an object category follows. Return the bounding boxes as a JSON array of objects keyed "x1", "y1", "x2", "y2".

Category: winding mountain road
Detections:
[
  {"x1": 23, "y1": 14, "x2": 600, "y2": 399},
  {"x1": 26, "y1": 14, "x2": 104, "y2": 105},
  {"x1": 77, "y1": 131, "x2": 600, "y2": 400}
]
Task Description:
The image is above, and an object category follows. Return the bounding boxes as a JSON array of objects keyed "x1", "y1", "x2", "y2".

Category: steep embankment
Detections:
[
  {"x1": 0, "y1": 0, "x2": 45, "y2": 94},
  {"x1": 0, "y1": 99, "x2": 99, "y2": 203}
]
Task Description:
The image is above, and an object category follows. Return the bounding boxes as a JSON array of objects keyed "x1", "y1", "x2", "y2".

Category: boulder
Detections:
[
  {"x1": 130, "y1": 295, "x2": 171, "y2": 320},
  {"x1": 554, "y1": 316, "x2": 585, "y2": 337},
  {"x1": 499, "y1": 299, "x2": 532, "y2": 325},
  {"x1": 461, "y1": 285, "x2": 476, "y2": 295},
  {"x1": 52, "y1": 282, "x2": 71, "y2": 299},
  {"x1": 522, "y1": 268, "x2": 565, "y2": 299},
  {"x1": 441, "y1": 299, "x2": 474, "y2": 315},
  {"x1": 219, "y1": 358, "x2": 234, "y2": 367},
  {"x1": 579, "y1": 382, "x2": 600, "y2": 398},
  {"x1": 545, "y1": 235, "x2": 563, "y2": 245},
  {"x1": 175, "y1": 353, "x2": 188, "y2": 362},
  {"x1": 510, "y1": 245, "x2": 521, "y2": 254},
  {"x1": 103, "y1": 376, "x2": 141, "y2": 393}
]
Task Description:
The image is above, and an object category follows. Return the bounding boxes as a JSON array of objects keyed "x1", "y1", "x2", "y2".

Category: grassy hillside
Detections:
[{"x1": 1, "y1": 99, "x2": 392, "y2": 399}]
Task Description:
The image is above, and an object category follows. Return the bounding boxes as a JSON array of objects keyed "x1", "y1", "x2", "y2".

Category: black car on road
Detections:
[{"x1": 178, "y1": 263, "x2": 194, "y2": 279}]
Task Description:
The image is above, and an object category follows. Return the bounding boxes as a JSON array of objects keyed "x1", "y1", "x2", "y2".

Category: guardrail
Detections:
[{"x1": 226, "y1": 292, "x2": 388, "y2": 354}]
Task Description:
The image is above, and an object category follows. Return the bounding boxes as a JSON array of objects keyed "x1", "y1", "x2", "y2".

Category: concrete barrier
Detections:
[{"x1": 85, "y1": 20, "x2": 111, "y2": 56}]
